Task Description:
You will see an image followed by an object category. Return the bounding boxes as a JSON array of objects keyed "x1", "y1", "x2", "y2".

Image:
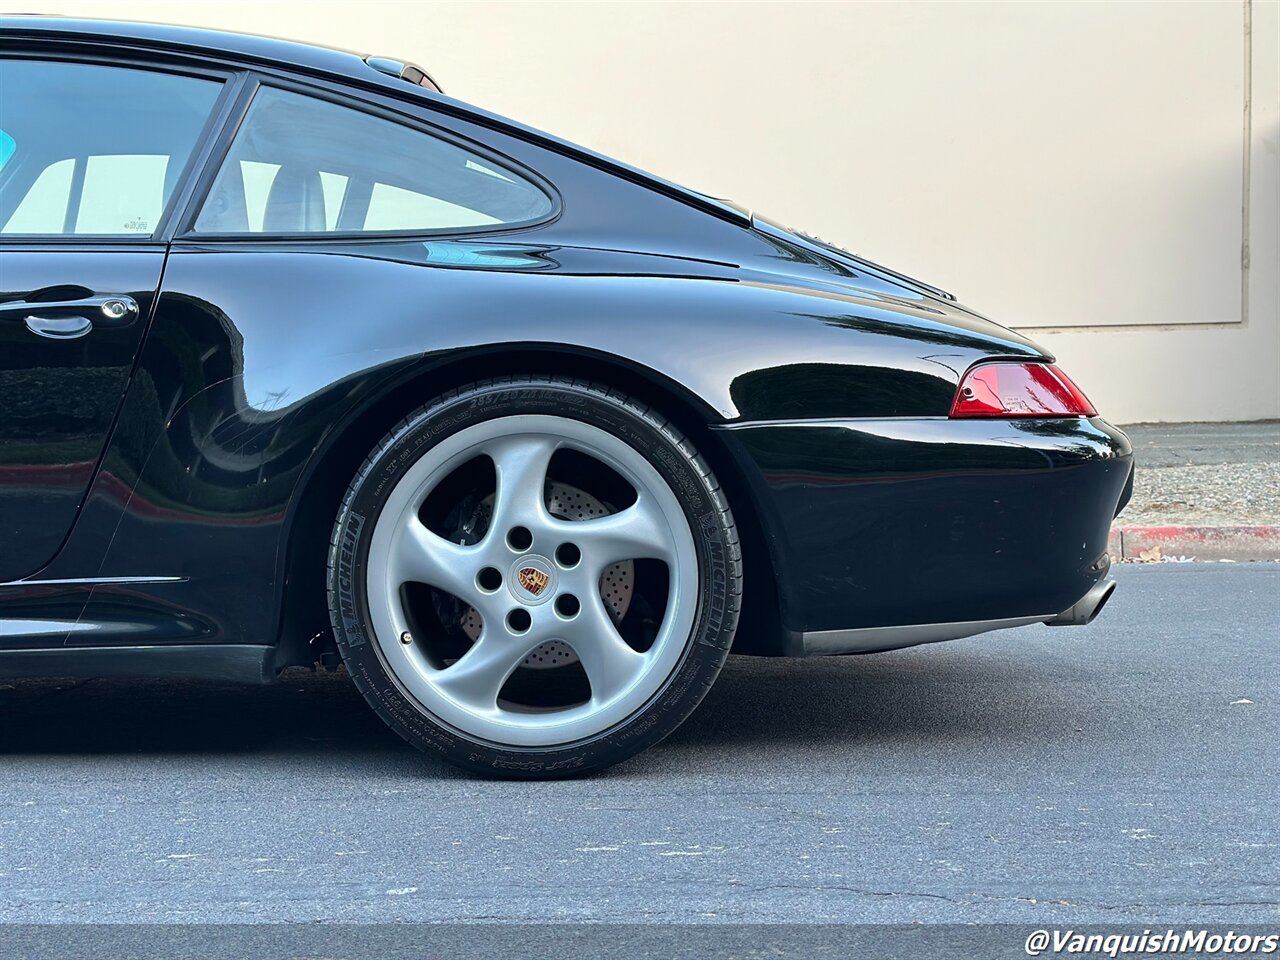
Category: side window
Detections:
[
  {"x1": 194, "y1": 86, "x2": 553, "y2": 235},
  {"x1": 0, "y1": 60, "x2": 222, "y2": 236}
]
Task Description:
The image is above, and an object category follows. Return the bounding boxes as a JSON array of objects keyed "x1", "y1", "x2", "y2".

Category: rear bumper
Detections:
[{"x1": 719, "y1": 416, "x2": 1133, "y2": 653}]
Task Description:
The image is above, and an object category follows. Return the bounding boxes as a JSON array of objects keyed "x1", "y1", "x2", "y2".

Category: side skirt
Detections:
[
  {"x1": 798, "y1": 614, "x2": 1051, "y2": 656},
  {"x1": 0, "y1": 644, "x2": 277, "y2": 684}
]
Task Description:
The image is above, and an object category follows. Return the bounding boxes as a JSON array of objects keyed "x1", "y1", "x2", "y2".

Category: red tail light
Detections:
[{"x1": 950, "y1": 362, "x2": 1096, "y2": 418}]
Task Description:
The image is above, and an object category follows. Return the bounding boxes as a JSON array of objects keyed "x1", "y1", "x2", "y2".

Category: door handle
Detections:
[
  {"x1": 0, "y1": 294, "x2": 140, "y2": 339},
  {"x1": 23, "y1": 314, "x2": 95, "y2": 339}
]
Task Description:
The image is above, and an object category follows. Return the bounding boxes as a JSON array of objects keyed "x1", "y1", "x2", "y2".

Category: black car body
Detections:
[{"x1": 0, "y1": 17, "x2": 1132, "y2": 771}]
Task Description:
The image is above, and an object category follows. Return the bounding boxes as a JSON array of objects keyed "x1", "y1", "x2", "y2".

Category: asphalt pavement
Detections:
[{"x1": 0, "y1": 565, "x2": 1275, "y2": 942}]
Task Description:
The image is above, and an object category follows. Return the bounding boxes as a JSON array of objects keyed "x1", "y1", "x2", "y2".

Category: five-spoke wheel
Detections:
[{"x1": 329, "y1": 378, "x2": 741, "y2": 776}]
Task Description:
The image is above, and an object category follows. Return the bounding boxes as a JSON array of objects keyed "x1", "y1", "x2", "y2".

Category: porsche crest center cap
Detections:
[{"x1": 510, "y1": 556, "x2": 555, "y2": 604}]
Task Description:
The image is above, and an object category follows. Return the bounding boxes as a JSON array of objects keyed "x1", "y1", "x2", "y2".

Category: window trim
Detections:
[
  {"x1": 0, "y1": 51, "x2": 242, "y2": 245},
  {"x1": 173, "y1": 73, "x2": 562, "y2": 243}
]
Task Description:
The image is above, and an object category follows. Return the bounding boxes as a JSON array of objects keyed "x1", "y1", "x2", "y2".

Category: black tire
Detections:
[{"x1": 327, "y1": 376, "x2": 742, "y2": 778}]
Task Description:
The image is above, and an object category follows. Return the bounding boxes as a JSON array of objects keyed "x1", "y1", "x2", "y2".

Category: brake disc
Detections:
[{"x1": 457, "y1": 480, "x2": 634, "y2": 669}]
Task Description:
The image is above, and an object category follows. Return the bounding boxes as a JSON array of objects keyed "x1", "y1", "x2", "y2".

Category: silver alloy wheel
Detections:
[{"x1": 365, "y1": 414, "x2": 698, "y2": 747}]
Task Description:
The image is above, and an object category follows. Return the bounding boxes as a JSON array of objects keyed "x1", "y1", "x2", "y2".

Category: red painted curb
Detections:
[{"x1": 1109, "y1": 525, "x2": 1280, "y2": 561}]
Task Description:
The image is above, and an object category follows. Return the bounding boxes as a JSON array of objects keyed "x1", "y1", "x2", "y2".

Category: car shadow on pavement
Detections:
[
  {"x1": 0, "y1": 633, "x2": 1094, "y2": 779},
  {"x1": 0, "y1": 670, "x2": 417, "y2": 762},
  {"x1": 668, "y1": 645, "x2": 1081, "y2": 752}
]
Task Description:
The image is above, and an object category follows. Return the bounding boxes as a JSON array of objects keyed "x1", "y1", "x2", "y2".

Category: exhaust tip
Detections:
[
  {"x1": 1047, "y1": 578, "x2": 1116, "y2": 627},
  {"x1": 1087, "y1": 579, "x2": 1117, "y2": 623}
]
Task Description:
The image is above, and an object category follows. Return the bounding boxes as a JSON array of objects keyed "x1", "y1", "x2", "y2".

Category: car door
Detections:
[{"x1": 0, "y1": 56, "x2": 226, "y2": 582}]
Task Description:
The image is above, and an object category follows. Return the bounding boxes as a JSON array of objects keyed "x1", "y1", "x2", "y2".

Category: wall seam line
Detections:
[{"x1": 1240, "y1": 0, "x2": 1252, "y2": 328}]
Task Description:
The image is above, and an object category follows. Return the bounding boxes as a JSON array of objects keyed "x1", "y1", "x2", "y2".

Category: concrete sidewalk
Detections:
[{"x1": 1111, "y1": 421, "x2": 1280, "y2": 561}]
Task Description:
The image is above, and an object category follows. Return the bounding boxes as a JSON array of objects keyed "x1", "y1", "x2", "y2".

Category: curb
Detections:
[{"x1": 1109, "y1": 525, "x2": 1280, "y2": 562}]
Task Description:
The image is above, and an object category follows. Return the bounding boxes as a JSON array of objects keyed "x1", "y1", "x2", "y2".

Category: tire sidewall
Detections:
[{"x1": 329, "y1": 380, "x2": 735, "y2": 777}]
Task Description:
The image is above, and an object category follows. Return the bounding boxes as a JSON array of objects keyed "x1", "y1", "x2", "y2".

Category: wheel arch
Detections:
[{"x1": 274, "y1": 345, "x2": 784, "y2": 669}]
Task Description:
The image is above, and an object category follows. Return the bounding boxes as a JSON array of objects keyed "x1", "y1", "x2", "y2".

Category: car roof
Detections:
[
  {"x1": 0, "y1": 14, "x2": 425, "y2": 92},
  {"x1": 0, "y1": 14, "x2": 750, "y2": 226}
]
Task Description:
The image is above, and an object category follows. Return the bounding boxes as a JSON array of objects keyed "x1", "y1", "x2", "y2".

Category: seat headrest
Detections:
[{"x1": 263, "y1": 167, "x2": 326, "y2": 233}]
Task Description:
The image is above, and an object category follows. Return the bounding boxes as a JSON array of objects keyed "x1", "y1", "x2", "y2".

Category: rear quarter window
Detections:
[{"x1": 195, "y1": 86, "x2": 554, "y2": 236}]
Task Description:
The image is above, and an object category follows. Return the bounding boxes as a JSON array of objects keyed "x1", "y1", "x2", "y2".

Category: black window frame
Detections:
[
  {"x1": 0, "y1": 49, "x2": 242, "y2": 245},
  {"x1": 175, "y1": 73, "x2": 562, "y2": 244}
]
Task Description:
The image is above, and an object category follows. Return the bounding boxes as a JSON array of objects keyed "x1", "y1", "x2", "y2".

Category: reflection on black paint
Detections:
[
  {"x1": 0, "y1": 250, "x2": 165, "y2": 582},
  {"x1": 730, "y1": 362, "x2": 957, "y2": 420}
]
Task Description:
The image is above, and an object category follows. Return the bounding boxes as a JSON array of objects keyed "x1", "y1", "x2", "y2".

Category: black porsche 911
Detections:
[{"x1": 0, "y1": 17, "x2": 1133, "y2": 776}]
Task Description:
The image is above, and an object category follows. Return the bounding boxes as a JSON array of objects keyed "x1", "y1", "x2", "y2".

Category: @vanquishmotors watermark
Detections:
[{"x1": 1025, "y1": 929, "x2": 1280, "y2": 957}]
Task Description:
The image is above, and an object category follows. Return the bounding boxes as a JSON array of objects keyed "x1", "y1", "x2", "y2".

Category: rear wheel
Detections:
[{"x1": 327, "y1": 377, "x2": 741, "y2": 777}]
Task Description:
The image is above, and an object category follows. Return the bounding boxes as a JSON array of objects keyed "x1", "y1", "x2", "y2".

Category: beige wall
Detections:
[{"x1": 17, "y1": 0, "x2": 1280, "y2": 423}]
